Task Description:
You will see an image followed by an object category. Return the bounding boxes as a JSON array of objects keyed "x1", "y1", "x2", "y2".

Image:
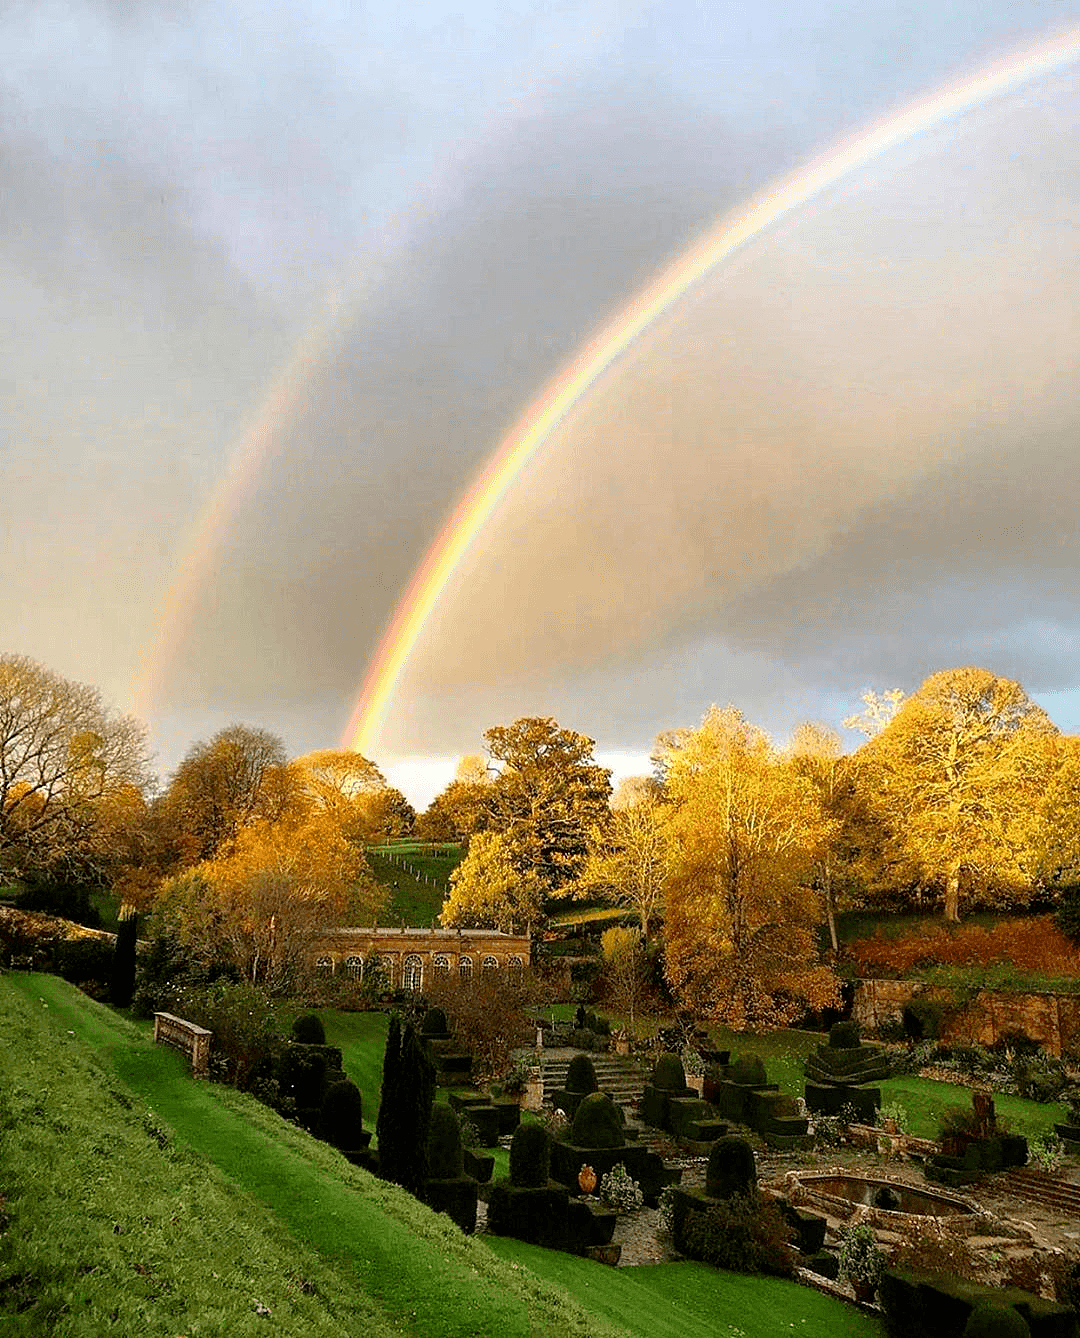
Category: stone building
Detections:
[{"x1": 310, "y1": 925, "x2": 531, "y2": 993}]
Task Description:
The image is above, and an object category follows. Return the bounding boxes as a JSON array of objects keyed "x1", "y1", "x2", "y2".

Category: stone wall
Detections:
[{"x1": 854, "y1": 978, "x2": 1080, "y2": 1057}]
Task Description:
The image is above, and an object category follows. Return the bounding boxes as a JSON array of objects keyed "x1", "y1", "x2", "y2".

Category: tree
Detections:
[
  {"x1": 440, "y1": 829, "x2": 546, "y2": 931},
  {"x1": 375, "y1": 1018, "x2": 435, "y2": 1198},
  {"x1": 0, "y1": 654, "x2": 150, "y2": 881},
  {"x1": 161, "y1": 725, "x2": 293, "y2": 864},
  {"x1": 857, "y1": 667, "x2": 1057, "y2": 922},
  {"x1": 477, "y1": 717, "x2": 612, "y2": 894},
  {"x1": 291, "y1": 749, "x2": 414, "y2": 843},
  {"x1": 414, "y1": 757, "x2": 494, "y2": 843},
  {"x1": 1034, "y1": 736, "x2": 1080, "y2": 891},
  {"x1": 788, "y1": 722, "x2": 859, "y2": 954},
  {"x1": 659, "y1": 706, "x2": 839, "y2": 1031},
  {"x1": 610, "y1": 775, "x2": 663, "y2": 810},
  {"x1": 599, "y1": 926, "x2": 652, "y2": 1029},
  {"x1": 842, "y1": 688, "x2": 905, "y2": 739},
  {"x1": 577, "y1": 795, "x2": 671, "y2": 936}
]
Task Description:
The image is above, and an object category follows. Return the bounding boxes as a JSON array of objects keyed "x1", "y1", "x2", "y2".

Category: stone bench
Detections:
[{"x1": 153, "y1": 1011, "x2": 212, "y2": 1075}]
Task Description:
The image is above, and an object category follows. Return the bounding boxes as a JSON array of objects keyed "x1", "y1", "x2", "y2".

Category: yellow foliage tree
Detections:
[
  {"x1": 578, "y1": 796, "x2": 671, "y2": 936},
  {"x1": 440, "y1": 829, "x2": 546, "y2": 932},
  {"x1": 856, "y1": 667, "x2": 1057, "y2": 922},
  {"x1": 660, "y1": 705, "x2": 839, "y2": 1031},
  {"x1": 291, "y1": 749, "x2": 414, "y2": 844},
  {"x1": 1035, "y1": 735, "x2": 1080, "y2": 891}
]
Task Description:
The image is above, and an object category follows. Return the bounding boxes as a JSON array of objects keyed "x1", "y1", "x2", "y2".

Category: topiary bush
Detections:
[
  {"x1": 109, "y1": 913, "x2": 138, "y2": 1009},
  {"x1": 427, "y1": 1102, "x2": 464, "y2": 1179},
  {"x1": 291, "y1": 1013, "x2": 327, "y2": 1046},
  {"x1": 679, "y1": 1192, "x2": 796, "y2": 1277},
  {"x1": 961, "y1": 1304, "x2": 1031, "y2": 1337},
  {"x1": 705, "y1": 1136, "x2": 757, "y2": 1199},
  {"x1": 571, "y1": 1093, "x2": 624, "y2": 1150},
  {"x1": 56, "y1": 937, "x2": 114, "y2": 990},
  {"x1": 653, "y1": 1053, "x2": 687, "y2": 1090},
  {"x1": 728, "y1": 1054, "x2": 767, "y2": 1087},
  {"x1": 565, "y1": 1054, "x2": 598, "y2": 1094},
  {"x1": 320, "y1": 1080, "x2": 364, "y2": 1151},
  {"x1": 509, "y1": 1121, "x2": 551, "y2": 1187},
  {"x1": 421, "y1": 1006, "x2": 449, "y2": 1035},
  {"x1": 903, "y1": 998, "x2": 945, "y2": 1041},
  {"x1": 829, "y1": 1020, "x2": 861, "y2": 1049}
]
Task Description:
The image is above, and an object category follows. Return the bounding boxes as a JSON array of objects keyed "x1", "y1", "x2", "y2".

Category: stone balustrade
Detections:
[{"x1": 153, "y1": 1011, "x2": 212, "y2": 1075}]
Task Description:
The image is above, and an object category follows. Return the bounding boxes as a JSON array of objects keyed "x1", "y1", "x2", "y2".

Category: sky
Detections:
[{"x1": 3, "y1": 1, "x2": 1080, "y2": 809}]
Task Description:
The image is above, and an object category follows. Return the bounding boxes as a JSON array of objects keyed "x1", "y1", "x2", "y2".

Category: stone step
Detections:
[{"x1": 995, "y1": 1170, "x2": 1080, "y2": 1215}]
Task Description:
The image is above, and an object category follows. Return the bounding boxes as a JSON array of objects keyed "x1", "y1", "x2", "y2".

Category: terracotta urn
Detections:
[{"x1": 578, "y1": 1164, "x2": 597, "y2": 1195}]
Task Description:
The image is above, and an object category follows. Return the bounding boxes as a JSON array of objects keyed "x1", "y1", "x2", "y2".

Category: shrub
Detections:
[
  {"x1": 728, "y1": 1053, "x2": 767, "y2": 1087},
  {"x1": 509, "y1": 1122, "x2": 550, "y2": 1187},
  {"x1": 838, "y1": 1223, "x2": 885, "y2": 1291},
  {"x1": 166, "y1": 980, "x2": 280, "y2": 1089},
  {"x1": 421, "y1": 1006, "x2": 449, "y2": 1035},
  {"x1": 426, "y1": 1102, "x2": 464, "y2": 1179},
  {"x1": 291, "y1": 1013, "x2": 326, "y2": 1046},
  {"x1": 56, "y1": 937, "x2": 114, "y2": 989},
  {"x1": 320, "y1": 1080, "x2": 364, "y2": 1151},
  {"x1": 876, "y1": 1099, "x2": 909, "y2": 1133},
  {"x1": 376, "y1": 1020, "x2": 436, "y2": 1198},
  {"x1": 1012, "y1": 1052, "x2": 1068, "y2": 1103},
  {"x1": 598, "y1": 1163, "x2": 644, "y2": 1214},
  {"x1": 571, "y1": 1093, "x2": 624, "y2": 1150},
  {"x1": 565, "y1": 1054, "x2": 598, "y2": 1094},
  {"x1": 829, "y1": 1020, "x2": 861, "y2": 1049},
  {"x1": 705, "y1": 1136, "x2": 756, "y2": 1199},
  {"x1": 902, "y1": 997, "x2": 945, "y2": 1040},
  {"x1": 424, "y1": 970, "x2": 540, "y2": 1081},
  {"x1": 653, "y1": 1053, "x2": 687, "y2": 1090},
  {"x1": 130, "y1": 929, "x2": 191, "y2": 1018},
  {"x1": 961, "y1": 1305, "x2": 1032, "y2": 1338},
  {"x1": 680, "y1": 1192, "x2": 795, "y2": 1277},
  {"x1": 1029, "y1": 1131, "x2": 1065, "y2": 1173},
  {"x1": 680, "y1": 1045, "x2": 705, "y2": 1077},
  {"x1": 1054, "y1": 885, "x2": 1080, "y2": 946}
]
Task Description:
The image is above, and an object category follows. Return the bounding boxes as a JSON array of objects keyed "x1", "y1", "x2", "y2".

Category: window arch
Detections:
[
  {"x1": 433, "y1": 954, "x2": 450, "y2": 979},
  {"x1": 458, "y1": 955, "x2": 473, "y2": 982},
  {"x1": 481, "y1": 956, "x2": 498, "y2": 979},
  {"x1": 507, "y1": 955, "x2": 524, "y2": 985},
  {"x1": 380, "y1": 956, "x2": 396, "y2": 987},
  {"x1": 344, "y1": 955, "x2": 363, "y2": 980},
  {"x1": 403, "y1": 954, "x2": 423, "y2": 991},
  {"x1": 316, "y1": 955, "x2": 334, "y2": 975}
]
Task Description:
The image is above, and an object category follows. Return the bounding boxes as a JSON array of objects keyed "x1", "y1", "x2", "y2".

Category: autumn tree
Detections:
[
  {"x1": 292, "y1": 749, "x2": 414, "y2": 843},
  {"x1": 610, "y1": 775, "x2": 663, "y2": 810},
  {"x1": 600, "y1": 926, "x2": 652, "y2": 1029},
  {"x1": 857, "y1": 667, "x2": 1057, "y2": 922},
  {"x1": 1035, "y1": 736, "x2": 1080, "y2": 891},
  {"x1": 577, "y1": 792, "x2": 671, "y2": 936},
  {"x1": 478, "y1": 716, "x2": 611, "y2": 893},
  {"x1": 0, "y1": 654, "x2": 150, "y2": 883},
  {"x1": 160, "y1": 725, "x2": 294, "y2": 864},
  {"x1": 440, "y1": 829, "x2": 546, "y2": 931},
  {"x1": 414, "y1": 756, "x2": 493, "y2": 843},
  {"x1": 660, "y1": 705, "x2": 838, "y2": 1031},
  {"x1": 842, "y1": 688, "x2": 905, "y2": 739}
]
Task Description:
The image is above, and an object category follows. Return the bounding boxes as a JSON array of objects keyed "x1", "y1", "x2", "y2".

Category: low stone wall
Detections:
[
  {"x1": 854, "y1": 979, "x2": 1080, "y2": 1057},
  {"x1": 153, "y1": 1011, "x2": 212, "y2": 1075}
]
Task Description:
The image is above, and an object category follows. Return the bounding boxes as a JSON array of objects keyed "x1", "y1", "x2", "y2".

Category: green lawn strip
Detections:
[
  {"x1": 9, "y1": 974, "x2": 633, "y2": 1338},
  {"x1": 0, "y1": 976, "x2": 381, "y2": 1338},
  {"x1": 314, "y1": 1007, "x2": 390, "y2": 1125},
  {"x1": 876, "y1": 1075, "x2": 1067, "y2": 1142},
  {"x1": 485, "y1": 1240, "x2": 882, "y2": 1338}
]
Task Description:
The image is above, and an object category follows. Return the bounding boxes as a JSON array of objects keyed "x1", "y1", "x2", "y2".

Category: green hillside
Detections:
[{"x1": 364, "y1": 841, "x2": 462, "y2": 925}]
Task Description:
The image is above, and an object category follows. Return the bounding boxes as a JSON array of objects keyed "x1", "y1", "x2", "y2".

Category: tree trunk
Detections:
[
  {"x1": 823, "y1": 866, "x2": 838, "y2": 954},
  {"x1": 944, "y1": 862, "x2": 961, "y2": 923}
]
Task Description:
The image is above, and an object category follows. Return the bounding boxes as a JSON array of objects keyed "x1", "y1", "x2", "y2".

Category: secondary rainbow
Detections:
[{"x1": 345, "y1": 26, "x2": 1080, "y2": 755}]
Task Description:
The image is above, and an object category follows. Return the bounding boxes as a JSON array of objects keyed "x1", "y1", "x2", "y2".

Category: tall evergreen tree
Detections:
[
  {"x1": 109, "y1": 910, "x2": 138, "y2": 1008},
  {"x1": 375, "y1": 1015, "x2": 402, "y2": 1181},
  {"x1": 374, "y1": 1017, "x2": 435, "y2": 1198}
]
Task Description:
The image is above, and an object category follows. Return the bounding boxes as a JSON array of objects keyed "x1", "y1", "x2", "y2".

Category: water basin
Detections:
[{"x1": 786, "y1": 1170, "x2": 977, "y2": 1219}]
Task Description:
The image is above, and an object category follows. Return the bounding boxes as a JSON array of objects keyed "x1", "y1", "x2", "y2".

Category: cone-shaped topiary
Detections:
[
  {"x1": 653, "y1": 1054, "x2": 687, "y2": 1090},
  {"x1": 509, "y1": 1121, "x2": 551, "y2": 1187},
  {"x1": 705, "y1": 1136, "x2": 757, "y2": 1199},
  {"x1": 427, "y1": 1102, "x2": 464, "y2": 1179},
  {"x1": 110, "y1": 911, "x2": 138, "y2": 1008},
  {"x1": 571, "y1": 1093, "x2": 625, "y2": 1150},
  {"x1": 828, "y1": 1021, "x2": 861, "y2": 1050},
  {"x1": 421, "y1": 1007, "x2": 449, "y2": 1035},
  {"x1": 728, "y1": 1054, "x2": 768, "y2": 1086},
  {"x1": 565, "y1": 1054, "x2": 598, "y2": 1094},
  {"x1": 961, "y1": 1305, "x2": 1031, "y2": 1337},
  {"x1": 292, "y1": 1013, "x2": 327, "y2": 1046},
  {"x1": 321, "y1": 1080, "x2": 364, "y2": 1151}
]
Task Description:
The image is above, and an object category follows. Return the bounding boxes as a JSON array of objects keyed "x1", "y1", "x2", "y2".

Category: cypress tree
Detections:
[
  {"x1": 397, "y1": 1022, "x2": 436, "y2": 1198},
  {"x1": 376, "y1": 1015, "x2": 402, "y2": 1182},
  {"x1": 110, "y1": 911, "x2": 138, "y2": 1008}
]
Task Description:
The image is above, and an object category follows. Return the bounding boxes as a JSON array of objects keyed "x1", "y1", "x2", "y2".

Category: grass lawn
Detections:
[
  {"x1": 364, "y1": 849, "x2": 447, "y2": 925},
  {"x1": 3, "y1": 974, "x2": 885, "y2": 1338},
  {"x1": 875, "y1": 1075, "x2": 1067, "y2": 1142}
]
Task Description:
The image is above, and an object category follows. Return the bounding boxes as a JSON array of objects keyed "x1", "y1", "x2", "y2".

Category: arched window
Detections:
[
  {"x1": 458, "y1": 955, "x2": 473, "y2": 982},
  {"x1": 403, "y1": 954, "x2": 423, "y2": 991},
  {"x1": 316, "y1": 955, "x2": 334, "y2": 975},
  {"x1": 481, "y1": 956, "x2": 498, "y2": 979},
  {"x1": 433, "y1": 954, "x2": 450, "y2": 979},
  {"x1": 507, "y1": 955, "x2": 524, "y2": 985},
  {"x1": 345, "y1": 955, "x2": 363, "y2": 980},
  {"x1": 380, "y1": 955, "x2": 396, "y2": 987}
]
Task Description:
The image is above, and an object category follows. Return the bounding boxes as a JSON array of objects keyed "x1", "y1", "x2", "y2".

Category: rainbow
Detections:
[{"x1": 345, "y1": 27, "x2": 1080, "y2": 755}]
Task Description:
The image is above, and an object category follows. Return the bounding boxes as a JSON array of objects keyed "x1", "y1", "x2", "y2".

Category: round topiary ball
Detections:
[
  {"x1": 961, "y1": 1305, "x2": 1031, "y2": 1338},
  {"x1": 705, "y1": 1135, "x2": 757, "y2": 1200},
  {"x1": 571, "y1": 1093, "x2": 625, "y2": 1150},
  {"x1": 426, "y1": 1102, "x2": 464, "y2": 1179},
  {"x1": 320, "y1": 1080, "x2": 364, "y2": 1151},
  {"x1": 292, "y1": 1013, "x2": 327, "y2": 1046},
  {"x1": 828, "y1": 1020, "x2": 861, "y2": 1050},
  {"x1": 421, "y1": 1007, "x2": 449, "y2": 1035},
  {"x1": 566, "y1": 1054, "x2": 598, "y2": 1094},
  {"x1": 653, "y1": 1053, "x2": 687, "y2": 1091},
  {"x1": 728, "y1": 1054, "x2": 768, "y2": 1087},
  {"x1": 509, "y1": 1121, "x2": 551, "y2": 1187}
]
